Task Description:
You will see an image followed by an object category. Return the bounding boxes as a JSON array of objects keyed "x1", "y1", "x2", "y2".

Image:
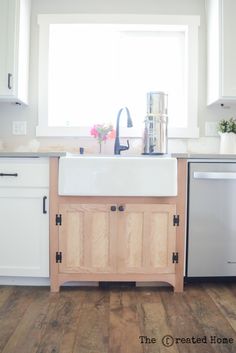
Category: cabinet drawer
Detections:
[{"x1": 0, "y1": 158, "x2": 49, "y2": 188}]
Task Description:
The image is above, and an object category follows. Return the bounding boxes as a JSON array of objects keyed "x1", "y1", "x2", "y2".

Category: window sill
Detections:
[{"x1": 36, "y1": 125, "x2": 199, "y2": 139}]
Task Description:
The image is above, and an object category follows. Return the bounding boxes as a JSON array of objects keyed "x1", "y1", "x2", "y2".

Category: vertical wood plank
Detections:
[
  {"x1": 184, "y1": 285, "x2": 236, "y2": 353},
  {"x1": 124, "y1": 212, "x2": 143, "y2": 269},
  {"x1": 205, "y1": 283, "x2": 236, "y2": 331},
  {"x1": 90, "y1": 211, "x2": 109, "y2": 268},
  {"x1": 70, "y1": 289, "x2": 109, "y2": 353},
  {"x1": 161, "y1": 288, "x2": 216, "y2": 353},
  {"x1": 150, "y1": 211, "x2": 169, "y2": 268},
  {"x1": 109, "y1": 289, "x2": 143, "y2": 353},
  {"x1": 1, "y1": 289, "x2": 59, "y2": 353},
  {"x1": 66, "y1": 209, "x2": 84, "y2": 268},
  {"x1": 175, "y1": 159, "x2": 187, "y2": 292},
  {"x1": 49, "y1": 157, "x2": 60, "y2": 292},
  {"x1": 0, "y1": 287, "x2": 14, "y2": 310},
  {"x1": 58, "y1": 204, "x2": 116, "y2": 274},
  {"x1": 137, "y1": 299, "x2": 179, "y2": 353},
  {"x1": 0, "y1": 287, "x2": 39, "y2": 352},
  {"x1": 59, "y1": 205, "x2": 84, "y2": 271},
  {"x1": 35, "y1": 289, "x2": 89, "y2": 353},
  {"x1": 202, "y1": 284, "x2": 236, "y2": 332}
]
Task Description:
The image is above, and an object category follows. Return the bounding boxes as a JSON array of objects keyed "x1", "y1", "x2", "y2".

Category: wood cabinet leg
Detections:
[
  {"x1": 50, "y1": 280, "x2": 60, "y2": 293},
  {"x1": 174, "y1": 279, "x2": 184, "y2": 293}
]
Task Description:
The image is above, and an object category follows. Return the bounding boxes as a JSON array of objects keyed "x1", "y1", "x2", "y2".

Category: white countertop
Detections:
[{"x1": 0, "y1": 152, "x2": 236, "y2": 159}]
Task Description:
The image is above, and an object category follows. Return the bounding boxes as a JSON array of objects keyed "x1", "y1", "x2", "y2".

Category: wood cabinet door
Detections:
[
  {"x1": 117, "y1": 204, "x2": 177, "y2": 274},
  {"x1": 58, "y1": 204, "x2": 117, "y2": 273}
]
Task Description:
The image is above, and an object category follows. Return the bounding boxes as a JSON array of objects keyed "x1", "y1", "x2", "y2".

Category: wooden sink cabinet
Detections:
[{"x1": 50, "y1": 158, "x2": 187, "y2": 292}]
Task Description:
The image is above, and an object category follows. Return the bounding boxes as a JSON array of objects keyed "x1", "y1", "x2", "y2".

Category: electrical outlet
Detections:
[
  {"x1": 205, "y1": 122, "x2": 218, "y2": 137},
  {"x1": 12, "y1": 121, "x2": 27, "y2": 135}
]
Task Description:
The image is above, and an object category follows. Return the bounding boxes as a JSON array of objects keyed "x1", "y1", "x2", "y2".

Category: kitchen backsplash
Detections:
[{"x1": 0, "y1": 136, "x2": 220, "y2": 154}]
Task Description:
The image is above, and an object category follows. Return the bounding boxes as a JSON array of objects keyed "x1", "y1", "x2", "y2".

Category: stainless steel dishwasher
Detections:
[{"x1": 187, "y1": 161, "x2": 236, "y2": 278}]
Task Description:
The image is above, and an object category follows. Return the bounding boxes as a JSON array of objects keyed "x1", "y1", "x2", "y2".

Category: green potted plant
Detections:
[{"x1": 217, "y1": 117, "x2": 236, "y2": 154}]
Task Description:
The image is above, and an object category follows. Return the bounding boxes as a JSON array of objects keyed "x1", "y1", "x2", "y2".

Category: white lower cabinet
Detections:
[{"x1": 0, "y1": 158, "x2": 49, "y2": 277}]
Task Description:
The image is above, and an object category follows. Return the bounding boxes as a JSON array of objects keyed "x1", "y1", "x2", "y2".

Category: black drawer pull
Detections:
[
  {"x1": 0, "y1": 173, "x2": 18, "y2": 177},
  {"x1": 8, "y1": 73, "x2": 13, "y2": 89},
  {"x1": 118, "y1": 205, "x2": 125, "y2": 212},
  {"x1": 43, "y1": 196, "x2": 47, "y2": 214},
  {"x1": 110, "y1": 205, "x2": 116, "y2": 212}
]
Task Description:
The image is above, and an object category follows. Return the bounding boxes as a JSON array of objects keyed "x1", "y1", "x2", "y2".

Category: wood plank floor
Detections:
[{"x1": 0, "y1": 283, "x2": 235, "y2": 353}]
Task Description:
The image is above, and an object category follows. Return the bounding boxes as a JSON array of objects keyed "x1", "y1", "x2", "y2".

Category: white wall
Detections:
[{"x1": 0, "y1": 0, "x2": 235, "y2": 153}]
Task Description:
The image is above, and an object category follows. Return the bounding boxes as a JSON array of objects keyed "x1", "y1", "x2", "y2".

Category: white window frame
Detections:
[{"x1": 37, "y1": 14, "x2": 200, "y2": 138}]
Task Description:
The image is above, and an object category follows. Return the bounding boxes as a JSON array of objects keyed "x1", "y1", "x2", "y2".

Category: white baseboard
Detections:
[
  {"x1": 0, "y1": 277, "x2": 99, "y2": 287},
  {"x1": 0, "y1": 277, "x2": 50, "y2": 286}
]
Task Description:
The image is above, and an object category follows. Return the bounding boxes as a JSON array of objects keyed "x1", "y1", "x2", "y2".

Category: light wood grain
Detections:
[
  {"x1": 49, "y1": 157, "x2": 60, "y2": 292},
  {"x1": 183, "y1": 285, "x2": 236, "y2": 353},
  {"x1": 0, "y1": 283, "x2": 236, "y2": 353},
  {"x1": 58, "y1": 204, "x2": 116, "y2": 274},
  {"x1": 1, "y1": 284, "x2": 235, "y2": 353},
  {"x1": 161, "y1": 288, "x2": 216, "y2": 353},
  {"x1": 174, "y1": 158, "x2": 187, "y2": 292},
  {"x1": 90, "y1": 211, "x2": 109, "y2": 268},
  {"x1": 118, "y1": 204, "x2": 177, "y2": 274},
  {"x1": 118, "y1": 209, "x2": 143, "y2": 269},
  {"x1": 1, "y1": 289, "x2": 58, "y2": 353},
  {"x1": 137, "y1": 298, "x2": 179, "y2": 353},
  {"x1": 204, "y1": 283, "x2": 236, "y2": 331},
  {"x1": 50, "y1": 158, "x2": 187, "y2": 292},
  {"x1": 109, "y1": 290, "x2": 142, "y2": 353},
  {"x1": 57, "y1": 273, "x2": 176, "y2": 288},
  {"x1": 0, "y1": 287, "x2": 13, "y2": 310},
  {"x1": 0, "y1": 287, "x2": 38, "y2": 352}
]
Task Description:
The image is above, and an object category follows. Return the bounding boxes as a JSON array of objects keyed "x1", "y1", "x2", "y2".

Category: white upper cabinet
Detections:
[
  {"x1": 0, "y1": 0, "x2": 31, "y2": 104},
  {"x1": 206, "y1": 0, "x2": 236, "y2": 106}
]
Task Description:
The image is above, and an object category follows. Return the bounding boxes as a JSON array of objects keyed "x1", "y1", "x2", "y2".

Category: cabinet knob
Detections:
[
  {"x1": 110, "y1": 205, "x2": 117, "y2": 212},
  {"x1": 118, "y1": 205, "x2": 125, "y2": 212}
]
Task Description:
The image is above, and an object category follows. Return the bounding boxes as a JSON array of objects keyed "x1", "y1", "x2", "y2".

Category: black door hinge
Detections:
[
  {"x1": 172, "y1": 252, "x2": 179, "y2": 264},
  {"x1": 56, "y1": 214, "x2": 62, "y2": 226},
  {"x1": 173, "y1": 215, "x2": 180, "y2": 226},
  {"x1": 56, "y1": 251, "x2": 62, "y2": 263}
]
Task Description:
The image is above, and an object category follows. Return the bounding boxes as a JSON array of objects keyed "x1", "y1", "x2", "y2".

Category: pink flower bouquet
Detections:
[{"x1": 90, "y1": 124, "x2": 115, "y2": 153}]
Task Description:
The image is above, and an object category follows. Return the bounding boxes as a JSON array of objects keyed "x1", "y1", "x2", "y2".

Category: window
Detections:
[{"x1": 37, "y1": 14, "x2": 200, "y2": 137}]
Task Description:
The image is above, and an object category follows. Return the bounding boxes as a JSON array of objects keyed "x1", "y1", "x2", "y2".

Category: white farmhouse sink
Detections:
[{"x1": 58, "y1": 155, "x2": 177, "y2": 196}]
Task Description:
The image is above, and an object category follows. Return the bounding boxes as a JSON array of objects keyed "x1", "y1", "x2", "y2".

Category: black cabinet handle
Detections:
[
  {"x1": 0, "y1": 173, "x2": 18, "y2": 177},
  {"x1": 110, "y1": 205, "x2": 117, "y2": 212},
  {"x1": 118, "y1": 205, "x2": 125, "y2": 212},
  {"x1": 43, "y1": 196, "x2": 47, "y2": 214},
  {"x1": 8, "y1": 73, "x2": 13, "y2": 89}
]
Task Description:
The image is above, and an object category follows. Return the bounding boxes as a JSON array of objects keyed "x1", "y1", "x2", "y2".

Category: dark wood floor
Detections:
[{"x1": 0, "y1": 283, "x2": 235, "y2": 353}]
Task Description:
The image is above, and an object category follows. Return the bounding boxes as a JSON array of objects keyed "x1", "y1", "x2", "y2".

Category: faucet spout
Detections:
[{"x1": 114, "y1": 107, "x2": 133, "y2": 155}]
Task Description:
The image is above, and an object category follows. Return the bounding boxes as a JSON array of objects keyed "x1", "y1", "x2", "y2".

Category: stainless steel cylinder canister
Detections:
[
  {"x1": 147, "y1": 91, "x2": 168, "y2": 115},
  {"x1": 143, "y1": 91, "x2": 168, "y2": 155}
]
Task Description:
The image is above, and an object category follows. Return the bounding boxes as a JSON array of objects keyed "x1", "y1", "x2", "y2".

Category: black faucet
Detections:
[{"x1": 114, "y1": 107, "x2": 133, "y2": 155}]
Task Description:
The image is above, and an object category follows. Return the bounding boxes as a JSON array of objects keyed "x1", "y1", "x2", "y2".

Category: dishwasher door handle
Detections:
[{"x1": 193, "y1": 172, "x2": 236, "y2": 180}]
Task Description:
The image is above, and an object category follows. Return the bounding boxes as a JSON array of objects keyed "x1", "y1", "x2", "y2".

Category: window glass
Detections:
[{"x1": 48, "y1": 24, "x2": 186, "y2": 130}]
